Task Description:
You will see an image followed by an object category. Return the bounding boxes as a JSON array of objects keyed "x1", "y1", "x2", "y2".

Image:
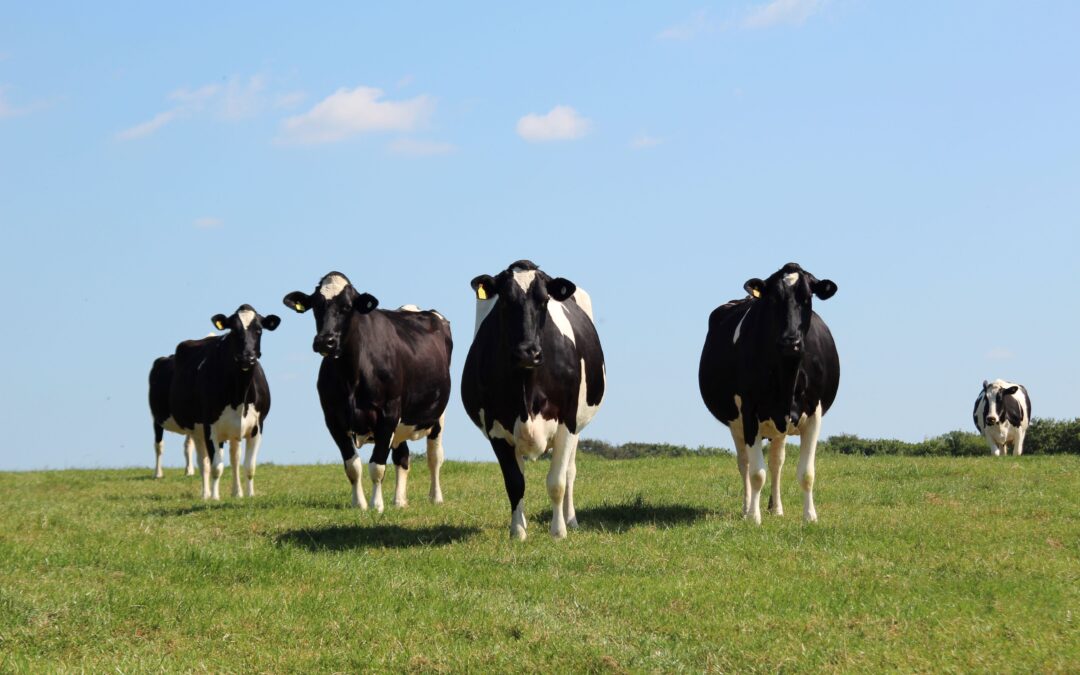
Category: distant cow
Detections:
[
  {"x1": 169, "y1": 305, "x2": 280, "y2": 500},
  {"x1": 461, "y1": 260, "x2": 605, "y2": 540},
  {"x1": 148, "y1": 355, "x2": 195, "y2": 478},
  {"x1": 973, "y1": 379, "x2": 1031, "y2": 456},
  {"x1": 699, "y1": 263, "x2": 839, "y2": 524},
  {"x1": 283, "y1": 272, "x2": 452, "y2": 512}
]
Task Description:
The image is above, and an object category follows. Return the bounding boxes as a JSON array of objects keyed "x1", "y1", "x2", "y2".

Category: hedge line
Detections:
[{"x1": 578, "y1": 417, "x2": 1080, "y2": 459}]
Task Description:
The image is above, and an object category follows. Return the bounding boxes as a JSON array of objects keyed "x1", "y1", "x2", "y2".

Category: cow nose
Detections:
[
  {"x1": 314, "y1": 335, "x2": 338, "y2": 355},
  {"x1": 780, "y1": 335, "x2": 802, "y2": 351},
  {"x1": 987, "y1": 416, "x2": 998, "y2": 425},
  {"x1": 518, "y1": 344, "x2": 543, "y2": 367}
]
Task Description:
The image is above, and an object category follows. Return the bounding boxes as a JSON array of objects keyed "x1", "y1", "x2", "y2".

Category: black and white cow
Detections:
[
  {"x1": 148, "y1": 355, "x2": 195, "y2": 478},
  {"x1": 698, "y1": 263, "x2": 839, "y2": 524},
  {"x1": 973, "y1": 379, "x2": 1031, "y2": 456},
  {"x1": 282, "y1": 272, "x2": 452, "y2": 512},
  {"x1": 461, "y1": 260, "x2": 605, "y2": 540},
  {"x1": 169, "y1": 305, "x2": 279, "y2": 500}
]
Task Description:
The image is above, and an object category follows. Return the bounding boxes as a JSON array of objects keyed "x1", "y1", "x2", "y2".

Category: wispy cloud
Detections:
[
  {"x1": 387, "y1": 138, "x2": 456, "y2": 156},
  {"x1": 630, "y1": 134, "x2": 663, "y2": 149},
  {"x1": 742, "y1": 0, "x2": 823, "y2": 29},
  {"x1": 116, "y1": 75, "x2": 267, "y2": 141},
  {"x1": 657, "y1": 9, "x2": 716, "y2": 41},
  {"x1": 274, "y1": 91, "x2": 307, "y2": 110},
  {"x1": 278, "y1": 86, "x2": 434, "y2": 145},
  {"x1": 193, "y1": 216, "x2": 224, "y2": 230},
  {"x1": 0, "y1": 86, "x2": 36, "y2": 119},
  {"x1": 516, "y1": 105, "x2": 591, "y2": 142}
]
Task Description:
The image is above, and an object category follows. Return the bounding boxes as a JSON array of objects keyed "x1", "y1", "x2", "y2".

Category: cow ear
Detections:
[
  {"x1": 354, "y1": 293, "x2": 379, "y2": 314},
  {"x1": 471, "y1": 275, "x2": 495, "y2": 300},
  {"x1": 211, "y1": 314, "x2": 230, "y2": 331},
  {"x1": 812, "y1": 279, "x2": 837, "y2": 300},
  {"x1": 261, "y1": 315, "x2": 281, "y2": 331},
  {"x1": 744, "y1": 278, "x2": 765, "y2": 298},
  {"x1": 1002, "y1": 385, "x2": 1019, "y2": 395},
  {"x1": 982, "y1": 380, "x2": 989, "y2": 390},
  {"x1": 283, "y1": 291, "x2": 312, "y2": 314},
  {"x1": 547, "y1": 277, "x2": 576, "y2": 302}
]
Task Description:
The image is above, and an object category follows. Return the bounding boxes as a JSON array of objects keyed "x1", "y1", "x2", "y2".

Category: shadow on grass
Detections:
[
  {"x1": 539, "y1": 494, "x2": 711, "y2": 533},
  {"x1": 275, "y1": 524, "x2": 481, "y2": 551},
  {"x1": 145, "y1": 495, "x2": 351, "y2": 517}
]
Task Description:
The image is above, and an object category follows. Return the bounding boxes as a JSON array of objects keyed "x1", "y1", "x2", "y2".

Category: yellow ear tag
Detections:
[
  {"x1": 295, "y1": 303, "x2": 304, "y2": 311},
  {"x1": 751, "y1": 288, "x2": 761, "y2": 298},
  {"x1": 477, "y1": 286, "x2": 488, "y2": 300},
  {"x1": 215, "y1": 321, "x2": 225, "y2": 330}
]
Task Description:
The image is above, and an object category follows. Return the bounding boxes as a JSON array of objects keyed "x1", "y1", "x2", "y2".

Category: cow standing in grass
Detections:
[
  {"x1": 973, "y1": 379, "x2": 1031, "y2": 456},
  {"x1": 283, "y1": 272, "x2": 452, "y2": 512},
  {"x1": 699, "y1": 263, "x2": 839, "y2": 524},
  {"x1": 169, "y1": 305, "x2": 280, "y2": 500},
  {"x1": 461, "y1": 260, "x2": 605, "y2": 540},
  {"x1": 148, "y1": 354, "x2": 196, "y2": 478}
]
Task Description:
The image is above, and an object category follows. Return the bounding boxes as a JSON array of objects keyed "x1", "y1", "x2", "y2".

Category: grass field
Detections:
[{"x1": 1, "y1": 453, "x2": 1077, "y2": 672}]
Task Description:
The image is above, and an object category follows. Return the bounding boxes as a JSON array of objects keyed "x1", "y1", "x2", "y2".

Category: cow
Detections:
[
  {"x1": 461, "y1": 260, "x2": 605, "y2": 540},
  {"x1": 973, "y1": 379, "x2": 1031, "y2": 456},
  {"x1": 168, "y1": 305, "x2": 279, "y2": 500},
  {"x1": 148, "y1": 354, "x2": 196, "y2": 478},
  {"x1": 698, "y1": 262, "x2": 839, "y2": 524},
  {"x1": 282, "y1": 272, "x2": 452, "y2": 512}
]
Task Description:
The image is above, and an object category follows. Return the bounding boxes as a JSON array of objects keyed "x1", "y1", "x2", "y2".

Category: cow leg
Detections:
[
  {"x1": 153, "y1": 423, "x2": 165, "y2": 479},
  {"x1": 492, "y1": 438, "x2": 527, "y2": 541},
  {"x1": 1013, "y1": 428, "x2": 1025, "y2": 456},
  {"x1": 209, "y1": 435, "x2": 224, "y2": 501},
  {"x1": 767, "y1": 436, "x2": 786, "y2": 516},
  {"x1": 195, "y1": 427, "x2": 212, "y2": 500},
  {"x1": 229, "y1": 440, "x2": 242, "y2": 498},
  {"x1": 183, "y1": 436, "x2": 196, "y2": 476},
  {"x1": 426, "y1": 418, "x2": 445, "y2": 504},
  {"x1": 243, "y1": 431, "x2": 261, "y2": 497},
  {"x1": 564, "y1": 438, "x2": 579, "y2": 529},
  {"x1": 729, "y1": 427, "x2": 750, "y2": 517},
  {"x1": 797, "y1": 405, "x2": 823, "y2": 523},
  {"x1": 367, "y1": 427, "x2": 395, "y2": 514},
  {"x1": 328, "y1": 426, "x2": 367, "y2": 510},
  {"x1": 547, "y1": 427, "x2": 577, "y2": 540},
  {"x1": 392, "y1": 442, "x2": 410, "y2": 508},
  {"x1": 745, "y1": 440, "x2": 766, "y2": 525}
]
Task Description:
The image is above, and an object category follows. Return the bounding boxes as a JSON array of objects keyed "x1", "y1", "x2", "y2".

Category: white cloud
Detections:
[
  {"x1": 193, "y1": 216, "x2": 224, "y2": 229},
  {"x1": 742, "y1": 0, "x2": 823, "y2": 29},
  {"x1": 274, "y1": 91, "x2": 307, "y2": 109},
  {"x1": 387, "y1": 138, "x2": 456, "y2": 156},
  {"x1": 630, "y1": 134, "x2": 663, "y2": 149},
  {"x1": 116, "y1": 75, "x2": 268, "y2": 141},
  {"x1": 115, "y1": 110, "x2": 180, "y2": 140},
  {"x1": 657, "y1": 10, "x2": 715, "y2": 41},
  {"x1": 516, "y1": 105, "x2": 591, "y2": 142},
  {"x1": 278, "y1": 86, "x2": 434, "y2": 145},
  {"x1": 985, "y1": 348, "x2": 1014, "y2": 361},
  {"x1": 221, "y1": 75, "x2": 266, "y2": 120}
]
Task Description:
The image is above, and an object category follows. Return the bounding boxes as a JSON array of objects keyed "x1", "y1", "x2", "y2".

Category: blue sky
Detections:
[{"x1": 1, "y1": 1, "x2": 1078, "y2": 471}]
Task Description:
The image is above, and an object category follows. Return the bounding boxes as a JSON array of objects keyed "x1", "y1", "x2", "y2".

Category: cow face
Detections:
[
  {"x1": 210, "y1": 305, "x2": 280, "y2": 371},
  {"x1": 743, "y1": 263, "x2": 836, "y2": 358},
  {"x1": 471, "y1": 261, "x2": 576, "y2": 369},
  {"x1": 283, "y1": 272, "x2": 378, "y2": 359},
  {"x1": 981, "y1": 380, "x2": 1019, "y2": 426}
]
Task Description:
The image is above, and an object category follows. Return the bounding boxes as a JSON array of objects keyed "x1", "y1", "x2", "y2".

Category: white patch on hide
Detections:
[
  {"x1": 513, "y1": 270, "x2": 537, "y2": 293},
  {"x1": 237, "y1": 309, "x2": 255, "y2": 329},
  {"x1": 549, "y1": 301, "x2": 576, "y2": 344},
  {"x1": 319, "y1": 274, "x2": 349, "y2": 300},
  {"x1": 783, "y1": 272, "x2": 799, "y2": 286}
]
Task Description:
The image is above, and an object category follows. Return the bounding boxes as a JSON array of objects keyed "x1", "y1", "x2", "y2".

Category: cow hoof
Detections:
[
  {"x1": 769, "y1": 506, "x2": 784, "y2": 516},
  {"x1": 550, "y1": 524, "x2": 567, "y2": 540},
  {"x1": 392, "y1": 498, "x2": 408, "y2": 508},
  {"x1": 510, "y1": 525, "x2": 527, "y2": 541},
  {"x1": 430, "y1": 492, "x2": 444, "y2": 505},
  {"x1": 154, "y1": 471, "x2": 164, "y2": 479},
  {"x1": 744, "y1": 511, "x2": 762, "y2": 525},
  {"x1": 803, "y1": 511, "x2": 818, "y2": 523},
  {"x1": 185, "y1": 468, "x2": 195, "y2": 477},
  {"x1": 567, "y1": 516, "x2": 579, "y2": 530}
]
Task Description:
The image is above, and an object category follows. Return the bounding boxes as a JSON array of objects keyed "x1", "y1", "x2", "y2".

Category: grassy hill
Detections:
[{"x1": 1, "y1": 454, "x2": 1077, "y2": 672}]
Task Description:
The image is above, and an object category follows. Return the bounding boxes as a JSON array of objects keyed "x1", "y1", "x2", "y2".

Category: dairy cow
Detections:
[
  {"x1": 169, "y1": 305, "x2": 279, "y2": 500},
  {"x1": 973, "y1": 379, "x2": 1031, "y2": 456},
  {"x1": 461, "y1": 260, "x2": 605, "y2": 540},
  {"x1": 283, "y1": 272, "x2": 452, "y2": 512},
  {"x1": 699, "y1": 263, "x2": 839, "y2": 524},
  {"x1": 148, "y1": 354, "x2": 196, "y2": 478}
]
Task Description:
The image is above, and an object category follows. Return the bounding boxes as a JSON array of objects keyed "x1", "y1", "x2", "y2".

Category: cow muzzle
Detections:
[
  {"x1": 515, "y1": 344, "x2": 544, "y2": 369},
  {"x1": 237, "y1": 354, "x2": 257, "y2": 371},
  {"x1": 313, "y1": 335, "x2": 341, "y2": 359},
  {"x1": 778, "y1": 335, "x2": 803, "y2": 356},
  {"x1": 986, "y1": 416, "x2": 999, "y2": 425}
]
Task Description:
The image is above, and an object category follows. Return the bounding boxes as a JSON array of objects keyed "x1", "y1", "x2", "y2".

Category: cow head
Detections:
[
  {"x1": 282, "y1": 272, "x2": 378, "y2": 359},
  {"x1": 981, "y1": 379, "x2": 1019, "y2": 426},
  {"x1": 471, "y1": 260, "x2": 576, "y2": 369},
  {"x1": 210, "y1": 305, "x2": 280, "y2": 371},
  {"x1": 743, "y1": 262, "x2": 836, "y2": 358}
]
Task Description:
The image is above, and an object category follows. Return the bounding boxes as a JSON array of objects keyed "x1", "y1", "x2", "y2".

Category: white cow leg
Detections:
[
  {"x1": 229, "y1": 440, "x2": 242, "y2": 498},
  {"x1": 767, "y1": 436, "x2": 786, "y2": 516},
  {"x1": 797, "y1": 405, "x2": 823, "y2": 523},
  {"x1": 154, "y1": 440, "x2": 165, "y2": 479},
  {"x1": 344, "y1": 455, "x2": 367, "y2": 510},
  {"x1": 426, "y1": 429, "x2": 445, "y2": 505},
  {"x1": 1013, "y1": 429, "x2": 1026, "y2": 456},
  {"x1": 393, "y1": 463, "x2": 409, "y2": 508},
  {"x1": 210, "y1": 443, "x2": 224, "y2": 501},
  {"x1": 368, "y1": 463, "x2": 386, "y2": 513},
  {"x1": 729, "y1": 428, "x2": 750, "y2": 517},
  {"x1": 547, "y1": 428, "x2": 576, "y2": 540},
  {"x1": 745, "y1": 440, "x2": 766, "y2": 525},
  {"x1": 195, "y1": 435, "x2": 212, "y2": 500},
  {"x1": 564, "y1": 441, "x2": 579, "y2": 529},
  {"x1": 183, "y1": 436, "x2": 196, "y2": 476},
  {"x1": 243, "y1": 433, "x2": 261, "y2": 497},
  {"x1": 510, "y1": 454, "x2": 528, "y2": 540}
]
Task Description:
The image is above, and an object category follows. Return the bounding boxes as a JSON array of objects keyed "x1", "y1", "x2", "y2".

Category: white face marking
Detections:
[
  {"x1": 548, "y1": 301, "x2": 576, "y2": 344},
  {"x1": 512, "y1": 270, "x2": 537, "y2": 293},
  {"x1": 319, "y1": 274, "x2": 349, "y2": 300},
  {"x1": 237, "y1": 309, "x2": 255, "y2": 329},
  {"x1": 398, "y1": 304, "x2": 420, "y2": 312},
  {"x1": 783, "y1": 272, "x2": 799, "y2": 287}
]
